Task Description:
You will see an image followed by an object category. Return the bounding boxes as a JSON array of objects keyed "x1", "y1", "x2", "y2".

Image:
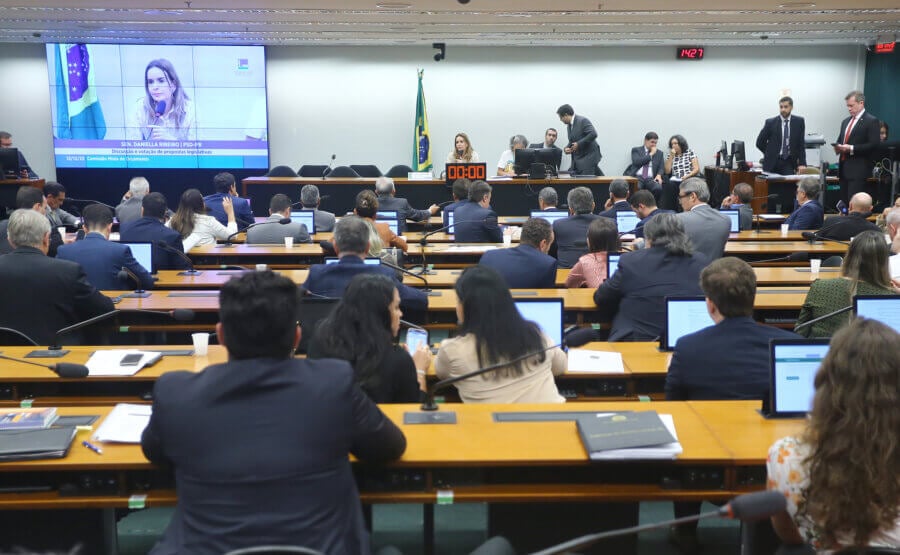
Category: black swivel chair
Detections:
[
  {"x1": 296, "y1": 296, "x2": 340, "y2": 354},
  {"x1": 297, "y1": 165, "x2": 329, "y2": 177},
  {"x1": 385, "y1": 164, "x2": 413, "y2": 178},
  {"x1": 821, "y1": 255, "x2": 843, "y2": 267},
  {"x1": 325, "y1": 166, "x2": 361, "y2": 178},
  {"x1": 350, "y1": 164, "x2": 382, "y2": 177},
  {"x1": 0, "y1": 327, "x2": 39, "y2": 346},
  {"x1": 266, "y1": 165, "x2": 299, "y2": 177}
]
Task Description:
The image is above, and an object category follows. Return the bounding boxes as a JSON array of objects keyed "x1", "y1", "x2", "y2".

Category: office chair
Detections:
[
  {"x1": 350, "y1": 164, "x2": 382, "y2": 177},
  {"x1": 224, "y1": 547, "x2": 325, "y2": 555},
  {"x1": 325, "y1": 165, "x2": 360, "y2": 178},
  {"x1": 385, "y1": 164, "x2": 413, "y2": 178},
  {"x1": 266, "y1": 165, "x2": 299, "y2": 177},
  {"x1": 297, "y1": 164, "x2": 329, "y2": 177},
  {"x1": 296, "y1": 296, "x2": 340, "y2": 354},
  {"x1": 821, "y1": 255, "x2": 843, "y2": 267},
  {"x1": 0, "y1": 327, "x2": 39, "y2": 346}
]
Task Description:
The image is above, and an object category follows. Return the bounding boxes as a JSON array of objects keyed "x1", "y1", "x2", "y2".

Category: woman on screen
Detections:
[
  {"x1": 446, "y1": 132, "x2": 480, "y2": 163},
  {"x1": 434, "y1": 265, "x2": 566, "y2": 403},
  {"x1": 307, "y1": 274, "x2": 429, "y2": 403},
  {"x1": 767, "y1": 318, "x2": 900, "y2": 553},
  {"x1": 168, "y1": 188, "x2": 236, "y2": 252},
  {"x1": 565, "y1": 217, "x2": 620, "y2": 288},
  {"x1": 126, "y1": 59, "x2": 195, "y2": 141},
  {"x1": 794, "y1": 230, "x2": 898, "y2": 338}
]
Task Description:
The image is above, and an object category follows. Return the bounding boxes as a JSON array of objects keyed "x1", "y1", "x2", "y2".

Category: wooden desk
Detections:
[
  {"x1": 753, "y1": 266, "x2": 841, "y2": 285},
  {"x1": 0, "y1": 178, "x2": 44, "y2": 210},
  {"x1": 724, "y1": 240, "x2": 846, "y2": 260}
]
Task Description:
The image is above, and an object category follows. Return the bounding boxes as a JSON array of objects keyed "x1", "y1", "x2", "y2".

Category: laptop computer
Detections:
[
  {"x1": 120, "y1": 242, "x2": 154, "y2": 275},
  {"x1": 530, "y1": 210, "x2": 568, "y2": 227},
  {"x1": 290, "y1": 210, "x2": 316, "y2": 234},
  {"x1": 606, "y1": 252, "x2": 621, "y2": 280},
  {"x1": 514, "y1": 298, "x2": 564, "y2": 346},
  {"x1": 853, "y1": 295, "x2": 900, "y2": 333},
  {"x1": 720, "y1": 209, "x2": 741, "y2": 232},
  {"x1": 660, "y1": 296, "x2": 716, "y2": 351},
  {"x1": 615, "y1": 211, "x2": 641, "y2": 235},
  {"x1": 764, "y1": 338, "x2": 829, "y2": 418}
]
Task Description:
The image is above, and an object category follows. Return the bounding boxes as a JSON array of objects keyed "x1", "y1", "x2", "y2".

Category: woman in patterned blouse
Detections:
[
  {"x1": 664, "y1": 134, "x2": 700, "y2": 181},
  {"x1": 767, "y1": 318, "x2": 900, "y2": 553}
]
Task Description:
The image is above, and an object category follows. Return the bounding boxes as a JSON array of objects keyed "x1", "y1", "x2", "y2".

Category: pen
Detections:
[{"x1": 82, "y1": 440, "x2": 103, "y2": 455}]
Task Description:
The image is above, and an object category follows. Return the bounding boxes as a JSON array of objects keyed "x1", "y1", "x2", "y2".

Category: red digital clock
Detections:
[
  {"x1": 677, "y1": 47, "x2": 705, "y2": 60},
  {"x1": 445, "y1": 162, "x2": 487, "y2": 184}
]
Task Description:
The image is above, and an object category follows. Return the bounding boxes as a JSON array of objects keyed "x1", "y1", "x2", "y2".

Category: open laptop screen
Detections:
[
  {"x1": 854, "y1": 295, "x2": 900, "y2": 333},
  {"x1": 615, "y1": 211, "x2": 641, "y2": 234},
  {"x1": 120, "y1": 242, "x2": 154, "y2": 274},
  {"x1": 661, "y1": 296, "x2": 715, "y2": 351},
  {"x1": 607, "y1": 253, "x2": 621, "y2": 280},
  {"x1": 769, "y1": 339, "x2": 829, "y2": 417},
  {"x1": 530, "y1": 210, "x2": 568, "y2": 227},
  {"x1": 514, "y1": 298, "x2": 564, "y2": 346},
  {"x1": 290, "y1": 210, "x2": 316, "y2": 234},
  {"x1": 720, "y1": 209, "x2": 740, "y2": 232}
]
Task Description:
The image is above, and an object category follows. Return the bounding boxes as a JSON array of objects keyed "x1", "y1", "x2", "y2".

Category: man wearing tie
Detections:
[
  {"x1": 833, "y1": 90, "x2": 881, "y2": 201},
  {"x1": 624, "y1": 131, "x2": 665, "y2": 200},
  {"x1": 556, "y1": 104, "x2": 602, "y2": 176},
  {"x1": 755, "y1": 96, "x2": 806, "y2": 176}
]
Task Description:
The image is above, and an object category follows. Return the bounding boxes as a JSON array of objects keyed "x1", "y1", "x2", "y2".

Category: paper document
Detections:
[
  {"x1": 567, "y1": 349, "x2": 625, "y2": 373},
  {"x1": 758, "y1": 214, "x2": 785, "y2": 220},
  {"x1": 587, "y1": 414, "x2": 682, "y2": 460},
  {"x1": 85, "y1": 350, "x2": 162, "y2": 376},
  {"x1": 93, "y1": 403, "x2": 152, "y2": 444},
  {"x1": 440, "y1": 246, "x2": 498, "y2": 253}
]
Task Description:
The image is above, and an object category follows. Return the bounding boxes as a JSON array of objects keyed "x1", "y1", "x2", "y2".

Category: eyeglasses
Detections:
[{"x1": 678, "y1": 193, "x2": 693, "y2": 199}]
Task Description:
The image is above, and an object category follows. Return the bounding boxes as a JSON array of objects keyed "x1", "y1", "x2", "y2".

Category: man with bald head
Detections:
[{"x1": 815, "y1": 192, "x2": 880, "y2": 241}]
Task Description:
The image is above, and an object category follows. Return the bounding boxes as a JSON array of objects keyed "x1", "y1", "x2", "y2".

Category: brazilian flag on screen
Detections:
[
  {"x1": 55, "y1": 43, "x2": 106, "y2": 139},
  {"x1": 413, "y1": 69, "x2": 432, "y2": 172}
]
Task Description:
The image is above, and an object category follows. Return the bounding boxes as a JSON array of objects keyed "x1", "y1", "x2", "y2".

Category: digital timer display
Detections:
[
  {"x1": 445, "y1": 162, "x2": 487, "y2": 184},
  {"x1": 677, "y1": 47, "x2": 705, "y2": 60}
]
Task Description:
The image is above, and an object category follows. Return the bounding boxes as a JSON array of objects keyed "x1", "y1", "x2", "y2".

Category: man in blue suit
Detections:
[
  {"x1": 204, "y1": 172, "x2": 255, "y2": 229},
  {"x1": 479, "y1": 217, "x2": 557, "y2": 288},
  {"x1": 303, "y1": 216, "x2": 428, "y2": 315},
  {"x1": 453, "y1": 180, "x2": 503, "y2": 243},
  {"x1": 551, "y1": 186, "x2": 599, "y2": 268},
  {"x1": 783, "y1": 176, "x2": 824, "y2": 230},
  {"x1": 119, "y1": 193, "x2": 191, "y2": 272},
  {"x1": 442, "y1": 178, "x2": 471, "y2": 228},
  {"x1": 57, "y1": 204, "x2": 154, "y2": 291}
]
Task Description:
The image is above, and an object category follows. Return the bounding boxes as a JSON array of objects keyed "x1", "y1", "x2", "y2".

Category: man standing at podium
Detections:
[{"x1": 756, "y1": 96, "x2": 806, "y2": 175}]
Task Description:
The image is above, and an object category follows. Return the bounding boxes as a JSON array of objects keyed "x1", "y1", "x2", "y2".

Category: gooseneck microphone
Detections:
[
  {"x1": 322, "y1": 154, "x2": 336, "y2": 179},
  {"x1": 800, "y1": 231, "x2": 851, "y2": 246},
  {"x1": 221, "y1": 218, "x2": 291, "y2": 247},
  {"x1": 379, "y1": 259, "x2": 439, "y2": 296},
  {"x1": 793, "y1": 304, "x2": 854, "y2": 333},
  {"x1": 64, "y1": 198, "x2": 117, "y2": 211},
  {"x1": 117, "y1": 266, "x2": 151, "y2": 298},
  {"x1": 531, "y1": 490, "x2": 787, "y2": 555},
  {"x1": 0, "y1": 353, "x2": 89, "y2": 379},
  {"x1": 154, "y1": 241, "x2": 201, "y2": 276},
  {"x1": 749, "y1": 193, "x2": 779, "y2": 235},
  {"x1": 749, "y1": 251, "x2": 809, "y2": 265}
]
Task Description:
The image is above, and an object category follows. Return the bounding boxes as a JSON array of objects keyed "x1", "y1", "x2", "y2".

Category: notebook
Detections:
[{"x1": 0, "y1": 426, "x2": 76, "y2": 461}]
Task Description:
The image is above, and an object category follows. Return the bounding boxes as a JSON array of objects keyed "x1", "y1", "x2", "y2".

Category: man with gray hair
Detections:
[
  {"x1": 538, "y1": 187, "x2": 558, "y2": 211},
  {"x1": 551, "y1": 186, "x2": 599, "y2": 268},
  {"x1": 116, "y1": 176, "x2": 152, "y2": 224},
  {"x1": 598, "y1": 179, "x2": 631, "y2": 219},
  {"x1": 497, "y1": 134, "x2": 529, "y2": 176},
  {"x1": 299, "y1": 184, "x2": 336, "y2": 232},
  {"x1": 0, "y1": 209, "x2": 113, "y2": 345},
  {"x1": 594, "y1": 213, "x2": 707, "y2": 341},
  {"x1": 676, "y1": 177, "x2": 731, "y2": 260},
  {"x1": 720, "y1": 182, "x2": 754, "y2": 231},
  {"x1": 815, "y1": 191, "x2": 880, "y2": 241},
  {"x1": 374, "y1": 176, "x2": 438, "y2": 233},
  {"x1": 783, "y1": 176, "x2": 824, "y2": 230}
]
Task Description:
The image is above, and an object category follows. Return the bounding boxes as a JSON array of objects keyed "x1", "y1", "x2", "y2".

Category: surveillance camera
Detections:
[{"x1": 434, "y1": 53, "x2": 442, "y2": 62}]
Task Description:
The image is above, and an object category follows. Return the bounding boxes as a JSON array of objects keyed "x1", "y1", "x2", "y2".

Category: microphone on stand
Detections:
[
  {"x1": 0, "y1": 353, "x2": 89, "y2": 379},
  {"x1": 322, "y1": 154, "x2": 336, "y2": 179},
  {"x1": 793, "y1": 304, "x2": 854, "y2": 334},
  {"x1": 750, "y1": 193, "x2": 779, "y2": 235},
  {"x1": 154, "y1": 241, "x2": 202, "y2": 276},
  {"x1": 64, "y1": 197, "x2": 117, "y2": 212},
  {"x1": 379, "y1": 259, "x2": 440, "y2": 296},
  {"x1": 116, "y1": 266, "x2": 151, "y2": 298},
  {"x1": 800, "y1": 231, "x2": 851, "y2": 246},
  {"x1": 221, "y1": 218, "x2": 291, "y2": 247},
  {"x1": 749, "y1": 251, "x2": 809, "y2": 265}
]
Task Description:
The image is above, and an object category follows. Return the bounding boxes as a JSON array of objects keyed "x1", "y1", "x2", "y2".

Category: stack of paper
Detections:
[
  {"x1": 567, "y1": 349, "x2": 624, "y2": 373},
  {"x1": 578, "y1": 412, "x2": 683, "y2": 460},
  {"x1": 85, "y1": 350, "x2": 162, "y2": 376},
  {"x1": 93, "y1": 403, "x2": 152, "y2": 444}
]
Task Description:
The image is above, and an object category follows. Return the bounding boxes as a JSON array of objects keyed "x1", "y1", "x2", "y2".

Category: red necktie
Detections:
[{"x1": 841, "y1": 116, "x2": 856, "y2": 161}]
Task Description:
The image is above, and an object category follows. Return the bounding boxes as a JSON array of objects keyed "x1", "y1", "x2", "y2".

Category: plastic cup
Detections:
[
  {"x1": 780, "y1": 224, "x2": 789, "y2": 236},
  {"x1": 192, "y1": 333, "x2": 209, "y2": 356},
  {"x1": 256, "y1": 263, "x2": 268, "y2": 271},
  {"x1": 283, "y1": 236, "x2": 293, "y2": 248},
  {"x1": 810, "y1": 258, "x2": 821, "y2": 275},
  {"x1": 503, "y1": 234, "x2": 512, "y2": 247},
  {"x1": 57, "y1": 226, "x2": 66, "y2": 238}
]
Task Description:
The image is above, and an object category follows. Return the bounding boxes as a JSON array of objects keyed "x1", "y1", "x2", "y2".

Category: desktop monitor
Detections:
[
  {"x1": 514, "y1": 298, "x2": 564, "y2": 346},
  {"x1": 661, "y1": 296, "x2": 716, "y2": 351},
  {"x1": 534, "y1": 147, "x2": 562, "y2": 171},
  {"x1": 720, "y1": 209, "x2": 741, "y2": 232},
  {"x1": 615, "y1": 211, "x2": 641, "y2": 234},
  {"x1": 607, "y1": 253, "x2": 621, "y2": 280},
  {"x1": 854, "y1": 295, "x2": 900, "y2": 333},
  {"x1": 324, "y1": 257, "x2": 381, "y2": 265},
  {"x1": 732, "y1": 140, "x2": 747, "y2": 170},
  {"x1": 120, "y1": 242, "x2": 154, "y2": 275},
  {"x1": 0, "y1": 148, "x2": 20, "y2": 178},
  {"x1": 530, "y1": 210, "x2": 568, "y2": 226},
  {"x1": 768, "y1": 339, "x2": 830, "y2": 418},
  {"x1": 290, "y1": 210, "x2": 316, "y2": 235},
  {"x1": 513, "y1": 148, "x2": 537, "y2": 175}
]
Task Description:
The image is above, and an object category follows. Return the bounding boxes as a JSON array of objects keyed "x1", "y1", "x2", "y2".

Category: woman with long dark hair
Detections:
[
  {"x1": 307, "y1": 273, "x2": 430, "y2": 403},
  {"x1": 168, "y1": 188, "x2": 235, "y2": 252},
  {"x1": 565, "y1": 217, "x2": 620, "y2": 288},
  {"x1": 434, "y1": 265, "x2": 566, "y2": 403},
  {"x1": 767, "y1": 318, "x2": 900, "y2": 552}
]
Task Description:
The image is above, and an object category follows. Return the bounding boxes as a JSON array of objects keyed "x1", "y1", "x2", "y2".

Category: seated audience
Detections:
[
  {"x1": 598, "y1": 179, "x2": 632, "y2": 220},
  {"x1": 784, "y1": 176, "x2": 824, "y2": 230},
  {"x1": 354, "y1": 190, "x2": 408, "y2": 259},
  {"x1": 453, "y1": 180, "x2": 502, "y2": 243},
  {"x1": 57, "y1": 204, "x2": 154, "y2": 290},
  {"x1": 115, "y1": 176, "x2": 151, "y2": 224},
  {"x1": 768, "y1": 318, "x2": 899, "y2": 553},
  {"x1": 565, "y1": 217, "x2": 619, "y2": 288},
  {"x1": 375, "y1": 176, "x2": 438, "y2": 233},
  {"x1": 628, "y1": 189, "x2": 670, "y2": 239},
  {"x1": 537, "y1": 186, "x2": 559, "y2": 211},
  {"x1": 720, "y1": 182, "x2": 754, "y2": 231},
  {"x1": 141, "y1": 270, "x2": 406, "y2": 554},
  {"x1": 676, "y1": 177, "x2": 731, "y2": 261},
  {"x1": 497, "y1": 134, "x2": 528, "y2": 176},
  {"x1": 299, "y1": 184, "x2": 336, "y2": 232},
  {"x1": 246, "y1": 193, "x2": 311, "y2": 244},
  {"x1": 815, "y1": 192, "x2": 880, "y2": 240},
  {"x1": 552, "y1": 186, "x2": 600, "y2": 268},
  {"x1": 875, "y1": 194, "x2": 900, "y2": 233},
  {"x1": 168, "y1": 188, "x2": 237, "y2": 252},
  {"x1": 594, "y1": 214, "x2": 708, "y2": 341},
  {"x1": 443, "y1": 178, "x2": 472, "y2": 228},
  {"x1": 0, "y1": 185, "x2": 63, "y2": 256},
  {"x1": 479, "y1": 217, "x2": 557, "y2": 288},
  {"x1": 0, "y1": 209, "x2": 113, "y2": 345},
  {"x1": 43, "y1": 182, "x2": 79, "y2": 229},
  {"x1": 203, "y1": 172, "x2": 254, "y2": 229},
  {"x1": 435, "y1": 266, "x2": 567, "y2": 403},
  {"x1": 795, "y1": 230, "x2": 898, "y2": 338},
  {"x1": 308, "y1": 273, "x2": 429, "y2": 403},
  {"x1": 446, "y1": 132, "x2": 480, "y2": 163},
  {"x1": 119, "y1": 192, "x2": 190, "y2": 271}
]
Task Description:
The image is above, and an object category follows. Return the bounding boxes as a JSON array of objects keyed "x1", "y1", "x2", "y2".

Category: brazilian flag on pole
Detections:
[
  {"x1": 55, "y1": 43, "x2": 106, "y2": 139},
  {"x1": 412, "y1": 69, "x2": 432, "y2": 172}
]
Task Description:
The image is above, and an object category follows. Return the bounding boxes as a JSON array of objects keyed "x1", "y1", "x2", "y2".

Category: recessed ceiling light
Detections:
[
  {"x1": 778, "y1": 2, "x2": 816, "y2": 7},
  {"x1": 376, "y1": 2, "x2": 412, "y2": 8}
]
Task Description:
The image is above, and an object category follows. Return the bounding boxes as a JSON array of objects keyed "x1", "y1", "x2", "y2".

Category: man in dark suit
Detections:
[
  {"x1": 676, "y1": 178, "x2": 731, "y2": 261},
  {"x1": 815, "y1": 192, "x2": 880, "y2": 240},
  {"x1": 624, "y1": 131, "x2": 665, "y2": 199},
  {"x1": 0, "y1": 131, "x2": 38, "y2": 178},
  {"x1": 375, "y1": 176, "x2": 439, "y2": 233},
  {"x1": 141, "y1": 270, "x2": 406, "y2": 555},
  {"x1": 594, "y1": 214, "x2": 708, "y2": 341},
  {"x1": 57, "y1": 204, "x2": 154, "y2": 291},
  {"x1": 479, "y1": 217, "x2": 557, "y2": 288},
  {"x1": 834, "y1": 90, "x2": 881, "y2": 201},
  {"x1": 557, "y1": 104, "x2": 602, "y2": 175},
  {"x1": 442, "y1": 178, "x2": 471, "y2": 228},
  {"x1": 720, "y1": 182, "x2": 754, "y2": 231},
  {"x1": 119, "y1": 192, "x2": 191, "y2": 272},
  {"x1": 299, "y1": 184, "x2": 336, "y2": 232},
  {"x1": 0, "y1": 209, "x2": 114, "y2": 345},
  {"x1": 303, "y1": 216, "x2": 428, "y2": 314},
  {"x1": 597, "y1": 179, "x2": 632, "y2": 220},
  {"x1": 0, "y1": 185, "x2": 63, "y2": 257},
  {"x1": 784, "y1": 176, "x2": 825, "y2": 230},
  {"x1": 204, "y1": 172, "x2": 255, "y2": 229},
  {"x1": 756, "y1": 96, "x2": 807, "y2": 175},
  {"x1": 529, "y1": 127, "x2": 564, "y2": 170},
  {"x1": 452, "y1": 180, "x2": 503, "y2": 243},
  {"x1": 665, "y1": 256, "x2": 798, "y2": 551},
  {"x1": 629, "y1": 190, "x2": 671, "y2": 239},
  {"x1": 551, "y1": 186, "x2": 599, "y2": 268},
  {"x1": 537, "y1": 186, "x2": 558, "y2": 211}
]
